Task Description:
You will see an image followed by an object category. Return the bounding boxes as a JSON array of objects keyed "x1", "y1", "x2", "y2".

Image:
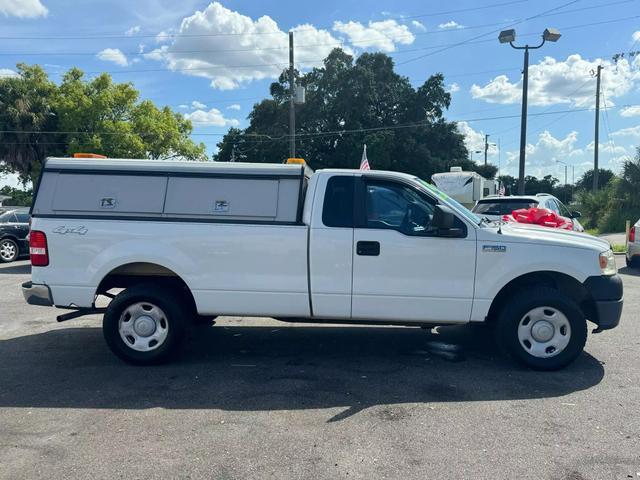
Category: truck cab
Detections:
[{"x1": 23, "y1": 158, "x2": 623, "y2": 370}]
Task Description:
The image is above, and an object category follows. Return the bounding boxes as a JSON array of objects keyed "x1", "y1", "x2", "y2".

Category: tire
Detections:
[
  {"x1": 494, "y1": 287, "x2": 587, "y2": 371},
  {"x1": 103, "y1": 283, "x2": 188, "y2": 365},
  {"x1": 0, "y1": 238, "x2": 19, "y2": 263}
]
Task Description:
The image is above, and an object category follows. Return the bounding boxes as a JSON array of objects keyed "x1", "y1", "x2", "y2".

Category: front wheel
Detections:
[
  {"x1": 494, "y1": 287, "x2": 587, "y2": 370},
  {"x1": 103, "y1": 284, "x2": 188, "y2": 365}
]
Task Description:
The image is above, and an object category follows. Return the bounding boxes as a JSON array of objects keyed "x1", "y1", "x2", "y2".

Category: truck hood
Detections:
[{"x1": 478, "y1": 222, "x2": 611, "y2": 251}]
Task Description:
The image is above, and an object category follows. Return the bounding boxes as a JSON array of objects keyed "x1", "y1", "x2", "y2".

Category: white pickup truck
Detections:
[{"x1": 23, "y1": 157, "x2": 623, "y2": 370}]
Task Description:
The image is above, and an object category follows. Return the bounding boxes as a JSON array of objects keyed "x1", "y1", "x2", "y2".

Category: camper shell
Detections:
[{"x1": 32, "y1": 158, "x2": 309, "y2": 225}]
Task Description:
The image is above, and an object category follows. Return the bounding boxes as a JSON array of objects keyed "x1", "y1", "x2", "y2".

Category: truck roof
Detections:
[{"x1": 44, "y1": 157, "x2": 305, "y2": 177}]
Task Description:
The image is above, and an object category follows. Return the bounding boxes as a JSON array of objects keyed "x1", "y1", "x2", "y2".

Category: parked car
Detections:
[
  {"x1": 0, "y1": 207, "x2": 30, "y2": 263},
  {"x1": 23, "y1": 157, "x2": 622, "y2": 370},
  {"x1": 472, "y1": 194, "x2": 584, "y2": 232},
  {"x1": 627, "y1": 219, "x2": 640, "y2": 268}
]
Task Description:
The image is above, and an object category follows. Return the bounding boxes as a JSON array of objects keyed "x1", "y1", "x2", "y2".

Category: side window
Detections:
[
  {"x1": 546, "y1": 199, "x2": 560, "y2": 214},
  {"x1": 555, "y1": 200, "x2": 571, "y2": 218},
  {"x1": 322, "y1": 176, "x2": 354, "y2": 228},
  {"x1": 364, "y1": 181, "x2": 437, "y2": 236},
  {"x1": 16, "y1": 213, "x2": 30, "y2": 223},
  {"x1": 6, "y1": 213, "x2": 18, "y2": 223}
]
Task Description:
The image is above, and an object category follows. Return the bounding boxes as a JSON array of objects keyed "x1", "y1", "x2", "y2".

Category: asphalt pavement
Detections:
[{"x1": 0, "y1": 259, "x2": 639, "y2": 479}]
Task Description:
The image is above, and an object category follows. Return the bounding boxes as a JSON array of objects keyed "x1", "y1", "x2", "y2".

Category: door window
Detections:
[
  {"x1": 364, "y1": 181, "x2": 437, "y2": 236},
  {"x1": 322, "y1": 176, "x2": 354, "y2": 228},
  {"x1": 15, "y1": 213, "x2": 30, "y2": 223}
]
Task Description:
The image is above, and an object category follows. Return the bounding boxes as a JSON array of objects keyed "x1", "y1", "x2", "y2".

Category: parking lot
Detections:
[{"x1": 0, "y1": 258, "x2": 639, "y2": 479}]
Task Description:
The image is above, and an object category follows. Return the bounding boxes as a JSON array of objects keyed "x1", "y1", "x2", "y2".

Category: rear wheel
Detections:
[
  {"x1": 0, "y1": 238, "x2": 19, "y2": 263},
  {"x1": 103, "y1": 284, "x2": 188, "y2": 365},
  {"x1": 494, "y1": 287, "x2": 587, "y2": 370}
]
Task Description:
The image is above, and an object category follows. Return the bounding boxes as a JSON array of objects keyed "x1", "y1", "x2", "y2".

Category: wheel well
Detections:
[
  {"x1": 486, "y1": 271, "x2": 596, "y2": 323},
  {"x1": 97, "y1": 262, "x2": 197, "y2": 314}
]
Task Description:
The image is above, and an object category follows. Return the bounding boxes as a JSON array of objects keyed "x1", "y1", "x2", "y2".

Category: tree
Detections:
[
  {"x1": 575, "y1": 168, "x2": 614, "y2": 191},
  {"x1": 0, "y1": 65, "x2": 207, "y2": 186},
  {"x1": 215, "y1": 49, "x2": 478, "y2": 180},
  {"x1": 523, "y1": 174, "x2": 559, "y2": 195},
  {"x1": 0, "y1": 64, "x2": 59, "y2": 185},
  {"x1": 0, "y1": 185, "x2": 33, "y2": 206},
  {"x1": 578, "y1": 147, "x2": 640, "y2": 232}
]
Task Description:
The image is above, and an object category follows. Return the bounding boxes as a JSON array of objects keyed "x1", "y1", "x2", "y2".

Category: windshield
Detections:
[
  {"x1": 473, "y1": 199, "x2": 538, "y2": 216},
  {"x1": 414, "y1": 178, "x2": 484, "y2": 226},
  {"x1": 0, "y1": 212, "x2": 14, "y2": 223}
]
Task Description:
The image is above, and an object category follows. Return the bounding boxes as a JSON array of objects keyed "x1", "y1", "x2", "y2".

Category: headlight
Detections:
[{"x1": 599, "y1": 250, "x2": 617, "y2": 276}]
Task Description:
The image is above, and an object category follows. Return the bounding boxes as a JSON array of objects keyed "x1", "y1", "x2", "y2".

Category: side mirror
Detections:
[
  {"x1": 433, "y1": 204, "x2": 465, "y2": 238},
  {"x1": 571, "y1": 211, "x2": 582, "y2": 219}
]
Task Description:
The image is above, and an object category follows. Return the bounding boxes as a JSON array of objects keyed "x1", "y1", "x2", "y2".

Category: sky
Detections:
[{"x1": 0, "y1": 0, "x2": 639, "y2": 189}]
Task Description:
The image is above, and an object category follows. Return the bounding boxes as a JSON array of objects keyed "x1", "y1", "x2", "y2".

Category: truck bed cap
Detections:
[{"x1": 44, "y1": 157, "x2": 304, "y2": 177}]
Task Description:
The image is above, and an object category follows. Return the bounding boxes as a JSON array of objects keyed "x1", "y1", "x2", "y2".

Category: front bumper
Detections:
[
  {"x1": 22, "y1": 281, "x2": 54, "y2": 307},
  {"x1": 583, "y1": 274, "x2": 623, "y2": 331}
]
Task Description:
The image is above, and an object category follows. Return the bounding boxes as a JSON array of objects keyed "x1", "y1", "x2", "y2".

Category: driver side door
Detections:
[{"x1": 351, "y1": 177, "x2": 477, "y2": 323}]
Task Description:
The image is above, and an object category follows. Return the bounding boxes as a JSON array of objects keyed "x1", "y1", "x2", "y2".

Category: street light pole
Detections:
[
  {"x1": 499, "y1": 28, "x2": 561, "y2": 195},
  {"x1": 517, "y1": 46, "x2": 529, "y2": 194}
]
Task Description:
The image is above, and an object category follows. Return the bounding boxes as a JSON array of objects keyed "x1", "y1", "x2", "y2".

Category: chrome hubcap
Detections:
[
  {"x1": 518, "y1": 306, "x2": 571, "y2": 358},
  {"x1": 118, "y1": 302, "x2": 169, "y2": 352},
  {"x1": 0, "y1": 241, "x2": 16, "y2": 260}
]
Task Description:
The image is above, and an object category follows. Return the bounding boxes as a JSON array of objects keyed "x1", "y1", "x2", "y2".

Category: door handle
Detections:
[{"x1": 357, "y1": 241, "x2": 380, "y2": 256}]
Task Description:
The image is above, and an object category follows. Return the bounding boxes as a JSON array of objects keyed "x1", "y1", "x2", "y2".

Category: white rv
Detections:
[{"x1": 431, "y1": 167, "x2": 497, "y2": 209}]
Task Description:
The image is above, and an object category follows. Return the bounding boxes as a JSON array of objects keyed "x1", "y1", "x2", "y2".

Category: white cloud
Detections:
[
  {"x1": 184, "y1": 107, "x2": 239, "y2": 127},
  {"x1": 333, "y1": 19, "x2": 414, "y2": 52},
  {"x1": 611, "y1": 125, "x2": 640, "y2": 139},
  {"x1": 633, "y1": 31, "x2": 640, "y2": 43},
  {"x1": 411, "y1": 20, "x2": 426, "y2": 31},
  {"x1": 191, "y1": 100, "x2": 206, "y2": 109},
  {"x1": 0, "y1": 68, "x2": 18, "y2": 78},
  {"x1": 227, "y1": 104, "x2": 241, "y2": 110},
  {"x1": 471, "y1": 54, "x2": 640, "y2": 107},
  {"x1": 501, "y1": 130, "x2": 631, "y2": 179},
  {"x1": 146, "y1": 2, "x2": 344, "y2": 90},
  {"x1": 438, "y1": 20, "x2": 463, "y2": 30},
  {"x1": 96, "y1": 48, "x2": 129, "y2": 67},
  {"x1": 620, "y1": 105, "x2": 640, "y2": 117},
  {"x1": 457, "y1": 121, "x2": 498, "y2": 156},
  {"x1": 448, "y1": 82, "x2": 460, "y2": 93},
  {"x1": 178, "y1": 104, "x2": 189, "y2": 109},
  {"x1": 0, "y1": 0, "x2": 47, "y2": 18},
  {"x1": 125, "y1": 25, "x2": 141, "y2": 36}
]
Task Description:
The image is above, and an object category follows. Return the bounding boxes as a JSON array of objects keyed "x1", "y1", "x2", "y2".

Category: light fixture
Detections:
[{"x1": 498, "y1": 29, "x2": 516, "y2": 44}]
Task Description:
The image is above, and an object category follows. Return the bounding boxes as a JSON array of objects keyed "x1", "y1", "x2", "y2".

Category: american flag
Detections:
[
  {"x1": 360, "y1": 144, "x2": 370, "y2": 170},
  {"x1": 498, "y1": 183, "x2": 506, "y2": 196}
]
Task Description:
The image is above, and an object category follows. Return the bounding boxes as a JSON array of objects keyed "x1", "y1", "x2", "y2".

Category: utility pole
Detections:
[
  {"x1": 288, "y1": 31, "x2": 295, "y2": 159},
  {"x1": 593, "y1": 64, "x2": 602, "y2": 192},
  {"x1": 484, "y1": 134, "x2": 490, "y2": 166}
]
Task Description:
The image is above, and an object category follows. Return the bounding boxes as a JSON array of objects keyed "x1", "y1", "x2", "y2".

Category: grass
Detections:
[
  {"x1": 585, "y1": 228, "x2": 600, "y2": 236},
  {"x1": 611, "y1": 243, "x2": 627, "y2": 254}
]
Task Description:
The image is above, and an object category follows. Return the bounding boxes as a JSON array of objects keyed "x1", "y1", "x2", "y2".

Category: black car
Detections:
[{"x1": 0, "y1": 207, "x2": 30, "y2": 263}]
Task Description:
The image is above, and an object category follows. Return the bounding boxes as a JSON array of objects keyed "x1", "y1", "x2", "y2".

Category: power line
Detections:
[
  {"x1": 0, "y1": 107, "x2": 604, "y2": 142},
  {"x1": 397, "y1": 0, "x2": 581, "y2": 66},
  {"x1": 0, "y1": 0, "x2": 633, "y2": 42}
]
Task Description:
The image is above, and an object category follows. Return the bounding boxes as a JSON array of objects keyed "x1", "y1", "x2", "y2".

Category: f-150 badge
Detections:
[{"x1": 483, "y1": 245, "x2": 506, "y2": 253}]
